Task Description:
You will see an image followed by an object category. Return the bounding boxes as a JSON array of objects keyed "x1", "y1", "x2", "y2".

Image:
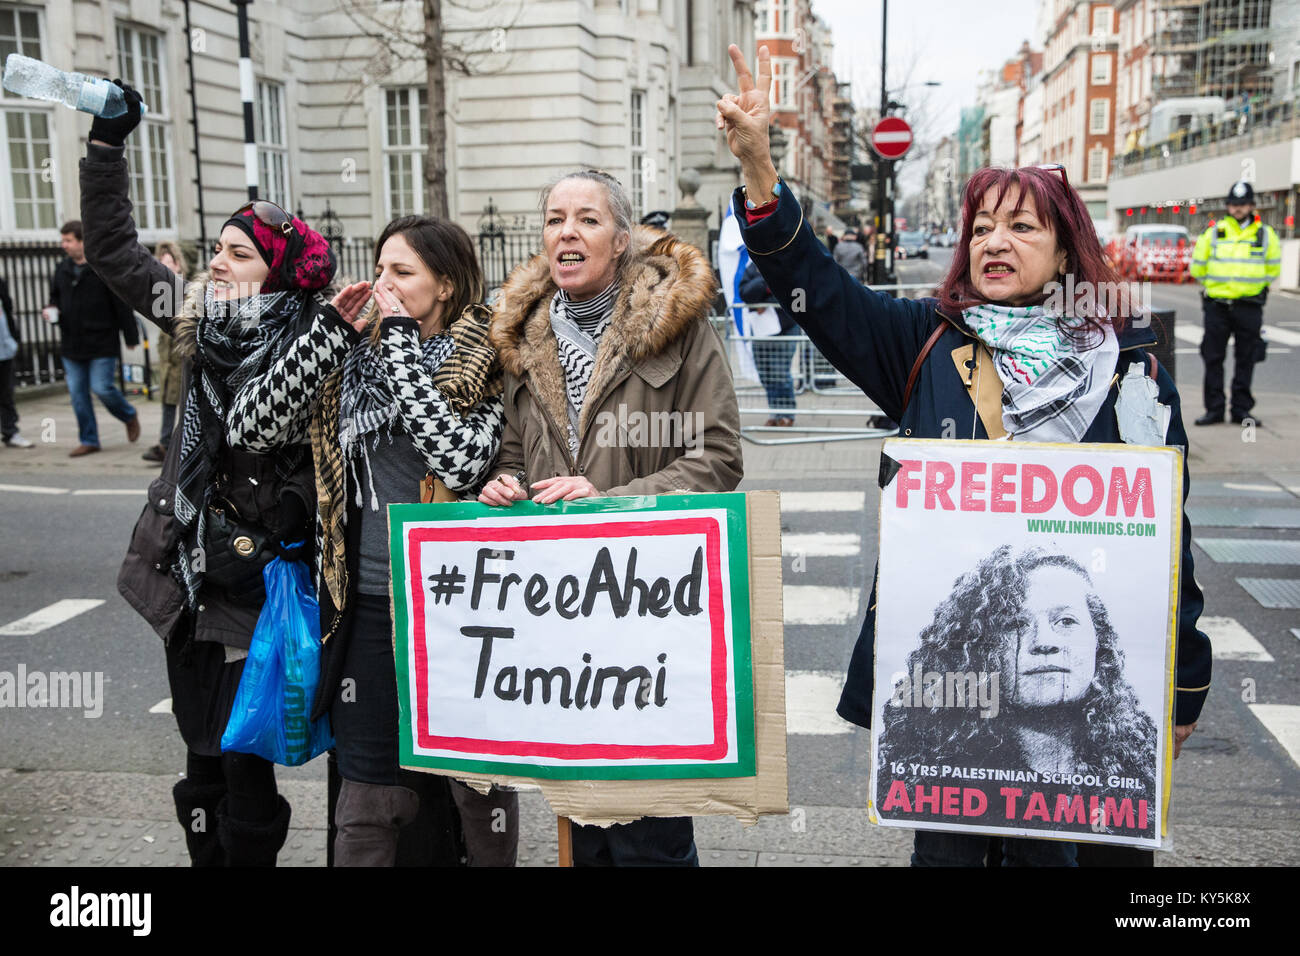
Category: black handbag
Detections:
[{"x1": 204, "y1": 497, "x2": 274, "y2": 604}]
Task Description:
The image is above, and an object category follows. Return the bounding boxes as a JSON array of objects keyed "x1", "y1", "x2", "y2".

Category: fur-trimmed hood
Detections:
[
  {"x1": 489, "y1": 226, "x2": 718, "y2": 443},
  {"x1": 490, "y1": 226, "x2": 717, "y2": 377}
]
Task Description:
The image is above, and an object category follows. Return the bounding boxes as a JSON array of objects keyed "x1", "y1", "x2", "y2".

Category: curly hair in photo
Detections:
[{"x1": 877, "y1": 545, "x2": 1157, "y2": 790}]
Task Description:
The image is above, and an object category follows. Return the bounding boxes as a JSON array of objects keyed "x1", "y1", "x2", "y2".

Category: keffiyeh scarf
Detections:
[
  {"x1": 172, "y1": 283, "x2": 315, "y2": 607},
  {"x1": 962, "y1": 303, "x2": 1118, "y2": 443},
  {"x1": 338, "y1": 331, "x2": 456, "y2": 511},
  {"x1": 550, "y1": 282, "x2": 619, "y2": 457}
]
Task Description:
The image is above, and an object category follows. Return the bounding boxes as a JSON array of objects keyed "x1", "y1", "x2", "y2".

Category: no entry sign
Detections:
[{"x1": 871, "y1": 116, "x2": 913, "y2": 159}]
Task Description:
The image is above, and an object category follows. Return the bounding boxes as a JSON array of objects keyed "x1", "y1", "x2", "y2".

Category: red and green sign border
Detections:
[{"x1": 389, "y1": 493, "x2": 755, "y2": 780}]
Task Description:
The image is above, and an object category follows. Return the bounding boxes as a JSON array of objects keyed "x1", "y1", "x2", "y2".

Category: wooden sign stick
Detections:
[{"x1": 557, "y1": 815, "x2": 573, "y2": 867}]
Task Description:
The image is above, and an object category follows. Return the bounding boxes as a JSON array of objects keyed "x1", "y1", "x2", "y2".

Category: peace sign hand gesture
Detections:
[{"x1": 717, "y1": 44, "x2": 780, "y2": 204}]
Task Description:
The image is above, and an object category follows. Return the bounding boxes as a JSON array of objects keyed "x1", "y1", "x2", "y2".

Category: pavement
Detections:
[{"x1": 2, "y1": 304, "x2": 1298, "y2": 867}]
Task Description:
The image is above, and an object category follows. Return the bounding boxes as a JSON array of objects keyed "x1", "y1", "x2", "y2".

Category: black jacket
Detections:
[
  {"x1": 738, "y1": 260, "x2": 797, "y2": 332},
  {"x1": 1, "y1": 277, "x2": 16, "y2": 346},
  {"x1": 81, "y1": 142, "x2": 329, "y2": 650},
  {"x1": 736, "y1": 182, "x2": 1212, "y2": 730},
  {"x1": 48, "y1": 256, "x2": 138, "y2": 360}
]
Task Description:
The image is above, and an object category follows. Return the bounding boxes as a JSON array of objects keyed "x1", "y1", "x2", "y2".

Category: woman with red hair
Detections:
[{"x1": 717, "y1": 45, "x2": 1211, "y2": 866}]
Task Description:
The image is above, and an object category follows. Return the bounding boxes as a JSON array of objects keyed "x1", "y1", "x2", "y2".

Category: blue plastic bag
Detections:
[{"x1": 220, "y1": 550, "x2": 334, "y2": 765}]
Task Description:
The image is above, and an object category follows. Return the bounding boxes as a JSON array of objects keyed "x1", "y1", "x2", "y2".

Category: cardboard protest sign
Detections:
[
  {"x1": 871, "y1": 439, "x2": 1182, "y2": 849},
  {"x1": 390, "y1": 491, "x2": 788, "y2": 825}
]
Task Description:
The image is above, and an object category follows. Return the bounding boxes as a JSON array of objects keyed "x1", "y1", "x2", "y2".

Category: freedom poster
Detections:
[
  {"x1": 389, "y1": 493, "x2": 755, "y2": 781},
  {"x1": 871, "y1": 439, "x2": 1182, "y2": 848}
]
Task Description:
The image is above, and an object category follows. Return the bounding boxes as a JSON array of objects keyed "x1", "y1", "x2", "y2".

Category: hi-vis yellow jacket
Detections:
[{"x1": 1189, "y1": 216, "x2": 1281, "y2": 299}]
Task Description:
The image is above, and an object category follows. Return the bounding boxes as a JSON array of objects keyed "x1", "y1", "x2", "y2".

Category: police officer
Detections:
[{"x1": 1189, "y1": 181, "x2": 1281, "y2": 426}]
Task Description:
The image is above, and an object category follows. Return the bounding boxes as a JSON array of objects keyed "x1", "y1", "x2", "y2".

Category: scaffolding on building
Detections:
[{"x1": 1153, "y1": 0, "x2": 1275, "y2": 103}]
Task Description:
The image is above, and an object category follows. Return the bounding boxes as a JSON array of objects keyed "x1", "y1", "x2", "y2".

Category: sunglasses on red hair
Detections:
[
  {"x1": 1035, "y1": 163, "x2": 1068, "y2": 186},
  {"x1": 233, "y1": 199, "x2": 296, "y2": 238}
]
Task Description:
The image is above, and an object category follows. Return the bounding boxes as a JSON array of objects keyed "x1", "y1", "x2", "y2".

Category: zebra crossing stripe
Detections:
[
  {"x1": 785, "y1": 671, "x2": 856, "y2": 735},
  {"x1": 1247, "y1": 704, "x2": 1300, "y2": 769},
  {"x1": 149, "y1": 698, "x2": 172, "y2": 714},
  {"x1": 783, "y1": 586, "x2": 860, "y2": 625},
  {"x1": 780, "y1": 491, "x2": 865, "y2": 513},
  {"x1": 1202, "y1": 616, "x2": 1275, "y2": 662},
  {"x1": 0, "y1": 600, "x2": 105, "y2": 636},
  {"x1": 782, "y1": 533, "x2": 861, "y2": 557}
]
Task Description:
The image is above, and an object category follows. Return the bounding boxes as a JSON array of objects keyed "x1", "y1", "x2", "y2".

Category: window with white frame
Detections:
[
  {"x1": 773, "y1": 0, "x2": 793, "y2": 34},
  {"x1": 772, "y1": 58, "x2": 795, "y2": 109},
  {"x1": 1087, "y1": 145, "x2": 1108, "y2": 182},
  {"x1": 0, "y1": 6, "x2": 57, "y2": 231},
  {"x1": 755, "y1": 0, "x2": 771, "y2": 35},
  {"x1": 117, "y1": 24, "x2": 172, "y2": 232},
  {"x1": 1092, "y1": 6, "x2": 1113, "y2": 34},
  {"x1": 383, "y1": 87, "x2": 428, "y2": 218},
  {"x1": 255, "y1": 80, "x2": 289, "y2": 209},
  {"x1": 1091, "y1": 53, "x2": 1111, "y2": 85},
  {"x1": 630, "y1": 90, "x2": 646, "y2": 220},
  {"x1": 1089, "y1": 97, "x2": 1110, "y2": 133}
]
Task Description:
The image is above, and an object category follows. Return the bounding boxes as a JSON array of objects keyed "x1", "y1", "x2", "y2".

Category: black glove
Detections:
[{"x1": 88, "y1": 79, "x2": 143, "y2": 148}]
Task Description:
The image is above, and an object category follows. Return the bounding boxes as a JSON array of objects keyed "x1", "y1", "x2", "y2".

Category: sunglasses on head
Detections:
[
  {"x1": 1035, "y1": 163, "x2": 1068, "y2": 186},
  {"x1": 233, "y1": 199, "x2": 296, "y2": 238}
]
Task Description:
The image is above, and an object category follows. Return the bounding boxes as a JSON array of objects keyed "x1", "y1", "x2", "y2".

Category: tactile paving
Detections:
[
  {"x1": 1196, "y1": 539, "x2": 1300, "y2": 564},
  {"x1": 1186, "y1": 507, "x2": 1300, "y2": 529},
  {"x1": 0, "y1": 815, "x2": 328, "y2": 867},
  {"x1": 1236, "y1": 578, "x2": 1300, "y2": 609}
]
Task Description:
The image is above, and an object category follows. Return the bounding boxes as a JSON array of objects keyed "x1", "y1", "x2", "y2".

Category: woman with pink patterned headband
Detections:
[{"x1": 77, "y1": 80, "x2": 373, "y2": 867}]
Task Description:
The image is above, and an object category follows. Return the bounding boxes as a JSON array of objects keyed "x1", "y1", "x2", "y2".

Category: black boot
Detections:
[
  {"x1": 217, "y1": 794, "x2": 292, "y2": 867},
  {"x1": 172, "y1": 778, "x2": 227, "y2": 867},
  {"x1": 335, "y1": 779, "x2": 421, "y2": 867}
]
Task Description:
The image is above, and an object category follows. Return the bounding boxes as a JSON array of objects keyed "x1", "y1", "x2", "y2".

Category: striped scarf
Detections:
[
  {"x1": 551, "y1": 281, "x2": 619, "y2": 457},
  {"x1": 338, "y1": 331, "x2": 456, "y2": 510},
  {"x1": 313, "y1": 305, "x2": 503, "y2": 615},
  {"x1": 963, "y1": 303, "x2": 1118, "y2": 443}
]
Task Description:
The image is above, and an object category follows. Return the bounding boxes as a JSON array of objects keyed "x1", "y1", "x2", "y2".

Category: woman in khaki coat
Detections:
[
  {"x1": 142, "y1": 240, "x2": 188, "y2": 463},
  {"x1": 479, "y1": 168, "x2": 743, "y2": 865}
]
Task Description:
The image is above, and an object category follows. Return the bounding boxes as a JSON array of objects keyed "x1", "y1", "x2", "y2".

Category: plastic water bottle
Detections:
[{"x1": 2, "y1": 54, "x2": 146, "y2": 118}]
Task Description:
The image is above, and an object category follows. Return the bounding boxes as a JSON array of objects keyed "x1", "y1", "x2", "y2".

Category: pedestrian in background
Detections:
[
  {"x1": 142, "y1": 240, "x2": 189, "y2": 464},
  {"x1": 833, "y1": 228, "x2": 869, "y2": 284},
  {"x1": 1190, "y1": 180, "x2": 1281, "y2": 427},
  {"x1": 1, "y1": 275, "x2": 34, "y2": 448},
  {"x1": 739, "y1": 258, "x2": 798, "y2": 426},
  {"x1": 44, "y1": 220, "x2": 141, "y2": 456}
]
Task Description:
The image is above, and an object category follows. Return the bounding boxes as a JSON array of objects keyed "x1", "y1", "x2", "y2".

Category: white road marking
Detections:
[
  {"x1": 783, "y1": 586, "x2": 860, "y2": 625},
  {"x1": 0, "y1": 599, "x2": 105, "y2": 636},
  {"x1": 1222, "y1": 482, "x2": 1283, "y2": 493},
  {"x1": 1202, "y1": 616, "x2": 1274, "y2": 662},
  {"x1": 1291, "y1": 628, "x2": 1300, "y2": 641},
  {"x1": 782, "y1": 533, "x2": 862, "y2": 557},
  {"x1": 0, "y1": 483, "x2": 68, "y2": 495},
  {"x1": 785, "y1": 671, "x2": 856, "y2": 735},
  {"x1": 1248, "y1": 704, "x2": 1300, "y2": 769},
  {"x1": 149, "y1": 698, "x2": 172, "y2": 714},
  {"x1": 71, "y1": 489, "x2": 147, "y2": 496},
  {"x1": 781, "y1": 491, "x2": 866, "y2": 513},
  {"x1": 1173, "y1": 326, "x2": 1202, "y2": 345},
  {"x1": 1263, "y1": 324, "x2": 1300, "y2": 346}
]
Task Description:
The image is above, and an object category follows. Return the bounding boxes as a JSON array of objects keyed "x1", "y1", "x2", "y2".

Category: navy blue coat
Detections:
[{"x1": 735, "y1": 184, "x2": 1211, "y2": 729}]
